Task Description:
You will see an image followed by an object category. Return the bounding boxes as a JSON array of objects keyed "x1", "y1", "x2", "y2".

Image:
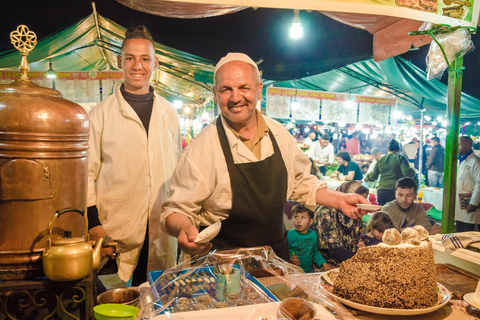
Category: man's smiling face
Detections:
[
  {"x1": 213, "y1": 61, "x2": 262, "y2": 131},
  {"x1": 118, "y1": 38, "x2": 158, "y2": 94}
]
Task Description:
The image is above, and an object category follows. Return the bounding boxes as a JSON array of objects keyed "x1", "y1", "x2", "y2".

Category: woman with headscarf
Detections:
[
  {"x1": 365, "y1": 139, "x2": 415, "y2": 205},
  {"x1": 311, "y1": 181, "x2": 368, "y2": 267}
]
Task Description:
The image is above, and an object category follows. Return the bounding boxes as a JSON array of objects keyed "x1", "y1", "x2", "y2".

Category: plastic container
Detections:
[{"x1": 93, "y1": 304, "x2": 140, "y2": 320}]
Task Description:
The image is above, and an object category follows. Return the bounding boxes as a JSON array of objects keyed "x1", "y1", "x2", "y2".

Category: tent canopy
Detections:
[
  {"x1": 265, "y1": 56, "x2": 480, "y2": 120},
  {"x1": 2, "y1": 12, "x2": 479, "y2": 120},
  {"x1": 0, "y1": 12, "x2": 215, "y2": 107}
]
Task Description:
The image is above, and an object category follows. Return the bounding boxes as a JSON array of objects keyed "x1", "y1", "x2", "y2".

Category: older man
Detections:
[
  {"x1": 455, "y1": 136, "x2": 480, "y2": 232},
  {"x1": 161, "y1": 53, "x2": 368, "y2": 260}
]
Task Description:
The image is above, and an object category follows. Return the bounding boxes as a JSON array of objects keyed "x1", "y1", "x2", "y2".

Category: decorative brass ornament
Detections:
[{"x1": 10, "y1": 25, "x2": 37, "y2": 81}]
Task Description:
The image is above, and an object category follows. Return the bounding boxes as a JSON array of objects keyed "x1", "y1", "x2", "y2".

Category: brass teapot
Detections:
[{"x1": 42, "y1": 207, "x2": 104, "y2": 282}]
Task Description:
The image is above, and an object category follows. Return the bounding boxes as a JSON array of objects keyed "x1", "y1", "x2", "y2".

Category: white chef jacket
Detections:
[
  {"x1": 308, "y1": 141, "x2": 335, "y2": 165},
  {"x1": 88, "y1": 86, "x2": 181, "y2": 281},
  {"x1": 455, "y1": 152, "x2": 480, "y2": 224},
  {"x1": 161, "y1": 115, "x2": 326, "y2": 228}
]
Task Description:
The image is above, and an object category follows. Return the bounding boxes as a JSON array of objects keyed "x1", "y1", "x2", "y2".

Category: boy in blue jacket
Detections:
[{"x1": 288, "y1": 204, "x2": 334, "y2": 272}]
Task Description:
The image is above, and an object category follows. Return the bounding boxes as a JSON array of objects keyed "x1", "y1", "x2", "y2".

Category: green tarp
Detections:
[
  {"x1": 265, "y1": 56, "x2": 480, "y2": 120},
  {"x1": 0, "y1": 13, "x2": 215, "y2": 107}
]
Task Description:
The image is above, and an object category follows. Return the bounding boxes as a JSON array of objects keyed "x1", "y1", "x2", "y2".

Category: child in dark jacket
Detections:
[{"x1": 357, "y1": 211, "x2": 394, "y2": 248}]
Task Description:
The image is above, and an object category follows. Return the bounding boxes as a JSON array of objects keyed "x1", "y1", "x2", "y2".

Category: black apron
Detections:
[{"x1": 211, "y1": 116, "x2": 289, "y2": 260}]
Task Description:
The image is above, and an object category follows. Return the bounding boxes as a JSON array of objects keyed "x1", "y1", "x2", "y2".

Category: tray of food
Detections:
[{"x1": 147, "y1": 265, "x2": 278, "y2": 314}]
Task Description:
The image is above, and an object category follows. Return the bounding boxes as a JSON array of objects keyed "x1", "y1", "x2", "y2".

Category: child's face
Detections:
[
  {"x1": 293, "y1": 212, "x2": 313, "y2": 233},
  {"x1": 372, "y1": 228, "x2": 384, "y2": 241}
]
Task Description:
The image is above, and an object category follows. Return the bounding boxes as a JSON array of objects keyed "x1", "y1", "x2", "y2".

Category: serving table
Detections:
[
  {"x1": 422, "y1": 187, "x2": 444, "y2": 211},
  {"x1": 257, "y1": 270, "x2": 476, "y2": 320}
]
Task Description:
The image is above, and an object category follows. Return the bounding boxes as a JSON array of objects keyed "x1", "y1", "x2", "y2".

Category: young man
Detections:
[
  {"x1": 427, "y1": 137, "x2": 445, "y2": 188},
  {"x1": 87, "y1": 26, "x2": 181, "y2": 285},
  {"x1": 161, "y1": 53, "x2": 369, "y2": 260},
  {"x1": 455, "y1": 136, "x2": 480, "y2": 232},
  {"x1": 381, "y1": 178, "x2": 441, "y2": 235},
  {"x1": 288, "y1": 204, "x2": 333, "y2": 272},
  {"x1": 308, "y1": 133, "x2": 335, "y2": 175},
  {"x1": 330, "y1": 151, "x2": 363, "y2": 181}
]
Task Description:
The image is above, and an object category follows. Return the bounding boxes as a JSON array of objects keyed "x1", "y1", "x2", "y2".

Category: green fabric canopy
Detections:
[
  {"x1": 2, "y1": 12, "x2": 479, "y2": 120},
  {"x1": 0, "y1": 13, "x2": 215, "y2": 107},
  {"x1": 265, "y1": 56, "x2": 480, "y2": 120}
]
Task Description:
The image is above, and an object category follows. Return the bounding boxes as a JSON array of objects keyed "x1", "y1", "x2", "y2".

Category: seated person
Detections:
[
  {"x1": 308, "y1": 158, "x2": 323, "y2": 180},
  {"x1": 357, "y1": 211, "x2": 394, "y2": 248},
  {"x1": 308, "y1": 133, "x2": 335, "y2": 175},
  {"x1": 330, "y1": 151, "x2": 363, "y2": 181},
  {"x1": 381, "y1": 177, "x2": 441, "y2": 235},
  {"x1": 287, "y1": 204, "x2": 334, "y2": 272},
  {"x1": 311, "y1": 181, "x2": 368, "y2": 267},
  {"x1": 361, "y1": 164, "x2": 370, "y2": 174}
]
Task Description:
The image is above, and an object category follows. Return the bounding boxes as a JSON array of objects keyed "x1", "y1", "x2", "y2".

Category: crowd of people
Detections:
[
  {"x1": 86, "y1": 25, "x2": 479, "y2": 285},
  {"x1": 288, "y1": 177, "x2": 441, "y2": 272}
]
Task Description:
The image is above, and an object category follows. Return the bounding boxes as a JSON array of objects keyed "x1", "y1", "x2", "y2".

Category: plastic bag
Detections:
[
  {"x1": 426, "y1": 23, "x2": 475, "y2": 80},
  {"x1": 137, "y1": 246, "x2": 354, "y2": 319}
]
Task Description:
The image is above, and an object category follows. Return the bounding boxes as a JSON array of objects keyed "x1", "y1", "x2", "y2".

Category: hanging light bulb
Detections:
[
  {"x1": 174, "y1": 99, "x2": 183, "y2": 109},
  {"x1": 424, "y1": 115, "x2": 432, "y2": 121},
  {"x1": 393, "y1": 111, "x2": 402, "y2": 119},
  {"x1": 291, "y1": 88, "x2": 300, "y2": 110},
  {"x1": 289, "y1": 9, "x2": 303, "y2": 39},
  {"x1": 46, "y1": 58, "x2": 56, "y2": 79},
  {"x1": 405, "y1": 115, "x2": 413, "y2": 121},
  {"x1": 291, "y1": 100, "x2": 300, "y2": 110}
]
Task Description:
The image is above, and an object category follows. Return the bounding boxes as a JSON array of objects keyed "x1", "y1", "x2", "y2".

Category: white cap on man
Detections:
[{"x1": 214, "y1": 53, "x2": 259, "y2": 79}]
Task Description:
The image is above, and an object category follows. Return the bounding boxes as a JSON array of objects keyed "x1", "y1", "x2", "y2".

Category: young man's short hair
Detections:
[
  {"x1": 431, "y1": 136, "x2": 440, "y2": 143},
  {"x1": 321, "y1": 133, "x2": 330, "y2": 141},
  {"x1": 291, "y1": 204, "x2": 314, "y2": 219},
  {"x1": 122, "y1": 25, "x2": 155, "y2": 50},
  {"x1": 336, "y1": 151, "x2": 351, "y2": 162},
  {"x1": 395, "y1": 177, "x2": 417, "y2": 191}
]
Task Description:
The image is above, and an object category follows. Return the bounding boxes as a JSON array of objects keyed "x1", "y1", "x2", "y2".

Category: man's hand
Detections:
[
  {"x1": 177, "y1": 224, "x2": 212, "y2": 256},
  {"x1": 89, "y1": 225, "x2": 115, "y2": 260},
  {"x1": 165, "y1": 213, "x2": 212, "y2": 256},
  {"x1": 429, "y1": 224, "x2": 442, "y2": 235},
  {"x1": 316, "y1": 188, "x2": 370, "y2": 219},
  {"x1": 467, "y1": 204, "x2": 479, "y2": 213},
  {"x1": 338, "y1": 193, "x2": 370, "y2": 219}
]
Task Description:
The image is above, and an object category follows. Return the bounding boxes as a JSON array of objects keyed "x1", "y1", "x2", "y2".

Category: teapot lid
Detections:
[{"x1": 51, "y1": 230, "x2": 86, "y2": 245}]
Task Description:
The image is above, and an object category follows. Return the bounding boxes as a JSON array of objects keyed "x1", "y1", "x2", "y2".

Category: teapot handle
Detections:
[{"x1": 46, "y1": 207, "x2": 88, "y2": 251}]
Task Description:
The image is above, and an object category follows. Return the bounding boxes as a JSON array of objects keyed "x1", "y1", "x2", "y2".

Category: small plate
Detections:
[
  {"x1": 194, "y1": 222, "x2": 222, "y2": 244},
  {"x1": 464, "y1": 292, "x2": 480, "y2": 308},
  {"x1": 356, "y1": 203, "x2": 382, "y2": 211}
]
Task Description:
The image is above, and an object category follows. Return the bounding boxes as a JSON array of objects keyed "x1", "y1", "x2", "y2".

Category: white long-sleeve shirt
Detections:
[
  {"x1": 308, "y1": 141, "x2": 335, "y2": 165},
  {"x1": 88, "y1": 87, "x2": 181, "y2": 281},
  {"x1": 455, "y1": 152, "x2": 480, "y2": 224},
  {"x1": 161, "y1": 115, "x2": 326, "y2": 228}
]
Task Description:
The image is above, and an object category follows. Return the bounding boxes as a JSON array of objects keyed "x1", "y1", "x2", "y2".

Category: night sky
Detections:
[{"x1": 1, "y1": 0, "x2": 479, "y2": 99}]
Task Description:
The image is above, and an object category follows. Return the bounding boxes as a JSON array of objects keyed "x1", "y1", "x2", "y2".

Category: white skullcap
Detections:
[{"x1": 214, "y1": 52, "x2": 259, "y2": 78}]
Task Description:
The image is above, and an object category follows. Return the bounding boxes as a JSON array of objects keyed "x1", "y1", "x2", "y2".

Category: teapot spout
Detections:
[{"x1": 92, "y1": 236, "x2": 106, "y2": 269}]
